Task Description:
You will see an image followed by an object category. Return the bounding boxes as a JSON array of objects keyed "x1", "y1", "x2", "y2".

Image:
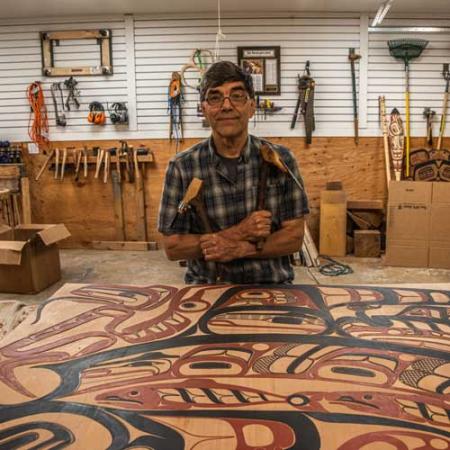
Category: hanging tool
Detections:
[
  {"x1": 64, "y1": 76, "x2": 80, "y2": 111},
  {"x1": 348, "y1": 48, "x2": 361, "y2": 145},
  {"x1": 168, "y1": 72, "x2": 184, "y2": 150},
  {"x1": 290, "y1": 61, "x2": 315, "y2": 144},
  {"x1": 88, "y1": 102, "x2": 106, "y2": 125},
  {"x1": 423, "y1": 107, "x2": 436, "y2": 147},
  {"x1": 94, "y1": 148, "x2": 105, "y2": 179},
  {"x1": 54, "y1": 148, "x2": 60, "y2": 179},
  {"x1": 109, "y1": 102, "x2": 128, "y2": 125},
  {"x1": 180, "y1": 49, "x2": 214, "y2": 91},
  {"x1": 114, "y1": 146, "x2": 122, "y2": 181},
  {"x1": 178, "y1": 177, "x2": 220, "y2": 283},
  {"x1": 388, "y1": 108, "x2": 405, "y2": 181},
  {"x1": 103, "y1": 150, "x2": 110, "y2": 184},
  {"x1": 74, "y1": 149, "x2": 83, "y2": 183},
  {"x1": 27, "y1": 81, "x2": 49, "y2": 150},
  {"x1": 50, "y1": 83, "x2": 66, "y2": 127},
  {"x1": 120, "y1": 140, "x2": 134, "y2": 183},
  {"x1": 437, "y1": 63, "x2": 450, "y2": 151},
  {"x1": 60, "y1": 147, "x2": 67, "y2": 180},
  {"x1": 378, "y1": 96, "x2": 392, "y2": 184},
  {"x1": 83, "y1": 146, "x2": 88, "y2": 178},
  {"x1": 388, "y1": 38, "x2": 428, "y2": 177},
  {"x1": 35, "y1": 149, "x2": 55, "y2": 181}
]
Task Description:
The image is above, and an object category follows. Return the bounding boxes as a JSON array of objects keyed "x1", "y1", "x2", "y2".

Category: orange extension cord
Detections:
[{"x1": 27, "y1": 81, "x2": 49, "y2": 149}]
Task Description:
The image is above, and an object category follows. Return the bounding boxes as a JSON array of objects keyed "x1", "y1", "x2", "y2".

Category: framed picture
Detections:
[{"x1": 237, "y1": 46, "x2": 281, "y2": 95}]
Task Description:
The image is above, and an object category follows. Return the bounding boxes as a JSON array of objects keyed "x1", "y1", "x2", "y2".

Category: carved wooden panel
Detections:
[{"x1": 0, "y1": 283, "x2": 448, "y2": 449}]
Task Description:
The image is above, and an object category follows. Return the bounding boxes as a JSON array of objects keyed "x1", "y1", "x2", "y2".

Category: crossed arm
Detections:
[{"x1": 162, "y1": 210, "x2": 305, "y2": 263}]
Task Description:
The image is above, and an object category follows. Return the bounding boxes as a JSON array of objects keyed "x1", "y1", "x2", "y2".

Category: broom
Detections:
[{"x1": 388, "y1": 39, "x2": 428, "y2": 178}]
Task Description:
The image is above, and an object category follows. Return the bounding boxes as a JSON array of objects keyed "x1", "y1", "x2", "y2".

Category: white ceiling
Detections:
[{"x1": 0, "y1": 0, "x2": 449, "y2": 20}]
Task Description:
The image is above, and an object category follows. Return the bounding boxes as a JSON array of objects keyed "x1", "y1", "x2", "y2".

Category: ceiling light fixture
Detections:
[{"x1": 371, "y1": 0, "x2": 394, "y2": 27}]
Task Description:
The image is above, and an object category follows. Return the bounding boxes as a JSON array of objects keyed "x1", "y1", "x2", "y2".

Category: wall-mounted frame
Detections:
[
  {"x1": 40, "y1": 29, "x2": 113, "y2": 77},
  {"x1": 238, "y1": 46, "x2": 281, "y2": 95}
]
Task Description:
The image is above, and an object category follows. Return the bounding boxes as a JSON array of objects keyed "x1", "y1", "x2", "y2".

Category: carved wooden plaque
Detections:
[{"x1": 0, "y1": 283, "x2": 448, "y2": 448}]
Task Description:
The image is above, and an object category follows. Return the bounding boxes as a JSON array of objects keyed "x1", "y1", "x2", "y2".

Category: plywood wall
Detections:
[{"x1": 22, "y1": 135, "x2": 441, "y2": 248}]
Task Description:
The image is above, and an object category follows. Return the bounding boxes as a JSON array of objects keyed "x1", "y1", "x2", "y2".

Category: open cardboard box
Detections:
[{"x1": 0, "y1": 224, "x2": 70, "y2": 294}]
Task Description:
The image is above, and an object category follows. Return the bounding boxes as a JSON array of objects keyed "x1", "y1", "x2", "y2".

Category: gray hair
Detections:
[{"x1": 199, "y1": 60, "x2": 255, "y2": 102}]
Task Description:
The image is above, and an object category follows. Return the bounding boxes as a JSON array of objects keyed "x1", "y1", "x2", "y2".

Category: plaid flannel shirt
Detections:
[{"x1": 158, "y1": 135, "x2": 309, "y2": 284}]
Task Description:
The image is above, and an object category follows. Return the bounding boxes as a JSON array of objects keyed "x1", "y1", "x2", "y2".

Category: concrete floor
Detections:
[{"x1": 1, "y1": 249, "x2": 449, "y2": 305}]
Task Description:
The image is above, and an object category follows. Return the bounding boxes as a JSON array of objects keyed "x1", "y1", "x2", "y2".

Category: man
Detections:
[{"x1": 158, "y1": 61, "x2": 309, "y2": 284}]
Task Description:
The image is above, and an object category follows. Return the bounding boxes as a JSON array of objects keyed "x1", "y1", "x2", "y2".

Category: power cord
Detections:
[{"x1": 318, "y1": 256, "x2": 353, "y2": 277}]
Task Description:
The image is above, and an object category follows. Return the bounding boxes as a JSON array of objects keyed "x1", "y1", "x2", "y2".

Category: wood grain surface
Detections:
[
  {"x1": 0, "y1": 282, "x2": 448, "y2": 449},
  {"x1": 21, "y1": 136, "x2": 408, "y2": 247}
]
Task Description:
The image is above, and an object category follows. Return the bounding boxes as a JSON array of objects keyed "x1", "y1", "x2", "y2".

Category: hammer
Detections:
[
  {"x1": 178, "y1": 177, "x2": 220, "y2": 283},
  {"x1": 423, "y1": 107, "x2": 436, "y2": 146}
]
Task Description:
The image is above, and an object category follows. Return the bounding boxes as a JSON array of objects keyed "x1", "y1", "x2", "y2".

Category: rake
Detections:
[{"x1": 388, "y1": 38, "x2": 428, "y2": 177}]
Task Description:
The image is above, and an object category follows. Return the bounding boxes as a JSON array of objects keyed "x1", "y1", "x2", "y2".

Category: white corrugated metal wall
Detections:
[{"x1": 0, "y1": 13, "x2": 449, "y2": 142}]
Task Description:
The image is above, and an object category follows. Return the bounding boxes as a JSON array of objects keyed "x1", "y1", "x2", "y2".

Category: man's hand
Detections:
[
  {"x1": 226, "y1": 210, "x2": 272, "y2": 242},
  {"x1": 199, "y1": 233, "x2": 255, "y2": 262}
]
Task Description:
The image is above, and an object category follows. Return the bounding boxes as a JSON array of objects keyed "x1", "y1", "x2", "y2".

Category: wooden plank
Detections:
[
  {"x1": 45, "y1": 30, "x2": 108, "y2": 40},
  {"x1": 134, "y1": 168, "x2": 148, "y2": 241},
  {"x1": 347, "y1": 200, "x2": 384, "y2": 210},
  {"x1": 79, "y1": 240, "x2": 157, "y2": 251},
  {"x1": 22, "y1": 137, "x2": 395, "y2": 248},
  {"x1": 0, "y1": 165, "x2": 21, "y2": 178},
  {"x1": 111, "y1": 172, "x2": 125, "y2": 241},
  {"x1": 319, "y1": 185, "x2": 347, "y2": 257}
]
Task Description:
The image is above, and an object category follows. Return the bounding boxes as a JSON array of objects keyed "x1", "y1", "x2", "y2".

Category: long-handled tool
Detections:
[
  {"x1": 388, "y1": 38, "x2": 428, "y2": 177},
  {"x1": 50, "y1": 83, "x2": 66, "y2": 127},
  {"x1": 423, "y1": 107, "x2": 436, "y2": 147},
  {"x1": 178, "y1": 177, "x2": 219, "y2": 283},
  {"x1": 437, "y1": 63, "x2": 450, "y2": 151},
  {"x1": 54, "y1": 148, "x2": 60, "y2": 179},
  {"x1": 35, "y1": 148, "x2": 56, "y2": 181},
  {"x1": 290, "y1": 61, "x2": 315, "y2": 144},
  {"x1": 349, "y1": 48, "x2": 361, "y2": 144},
  {"x1": 379, "y1": 96, "x2": 392, "y2": 184}
]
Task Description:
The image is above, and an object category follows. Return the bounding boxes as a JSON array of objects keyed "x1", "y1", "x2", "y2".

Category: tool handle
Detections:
[
  {"x1": 54, "y1": 148, "x2": 60, "y2": 179},
  {"x1": 35, "y1": 149, "x2": 55, "y2": 181},
  {"x1": 103, "y1": 152, "x2": 110, "y2": 183},
  {"x1": 379, "y1": 97, "x2": 391, "y2": 184},
  {"x1": 60, "y1": 148, "x2": 67, "y2": 180},
  {"x1": 405, "y1": 91, "x2": 411, "y2": 177},
  {"x1": 95, "y1": 149, "x2": 105, "y2": 179},
  {"x1": 290, "y1": 93, "x2": 302, "y2": 129},
  {"x1": 437, "y1": 91, "x2": 449, "y2": 151}
]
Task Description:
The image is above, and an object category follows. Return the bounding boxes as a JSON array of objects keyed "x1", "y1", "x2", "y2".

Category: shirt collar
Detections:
[{"x1": 208, "y1": 135, "x2": 253, "y2": 164}]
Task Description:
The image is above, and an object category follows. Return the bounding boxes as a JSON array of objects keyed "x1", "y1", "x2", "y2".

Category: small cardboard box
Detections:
[
  {"x1": 385, "y1": 181, "x2": 450, "y2": 269},
  {"x1": 0, "y1": 224, "x2": 70, "y2": 294}
]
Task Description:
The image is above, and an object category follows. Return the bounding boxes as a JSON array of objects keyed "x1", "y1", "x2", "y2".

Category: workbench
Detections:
[{"x1": 0, "y1": 283, "x2": 448, "y2": 448}]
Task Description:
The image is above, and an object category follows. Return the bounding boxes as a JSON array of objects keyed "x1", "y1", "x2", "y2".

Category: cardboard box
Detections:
[
  {"x1": 0, "y1": 224, "x2": 70, "y2": 294},
  {"x1": 385, "y1": 181, "x2": 450, "y2": 269}
]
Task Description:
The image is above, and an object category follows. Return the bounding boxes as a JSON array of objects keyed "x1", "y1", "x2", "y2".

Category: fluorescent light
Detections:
[{"x1": 371, "y1": 0, "x2": 394, "y2": 27}]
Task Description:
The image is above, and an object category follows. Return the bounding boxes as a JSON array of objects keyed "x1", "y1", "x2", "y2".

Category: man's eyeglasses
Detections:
[{"x1": 205, "y1": 90, "x2": 249, "y2": 107}]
